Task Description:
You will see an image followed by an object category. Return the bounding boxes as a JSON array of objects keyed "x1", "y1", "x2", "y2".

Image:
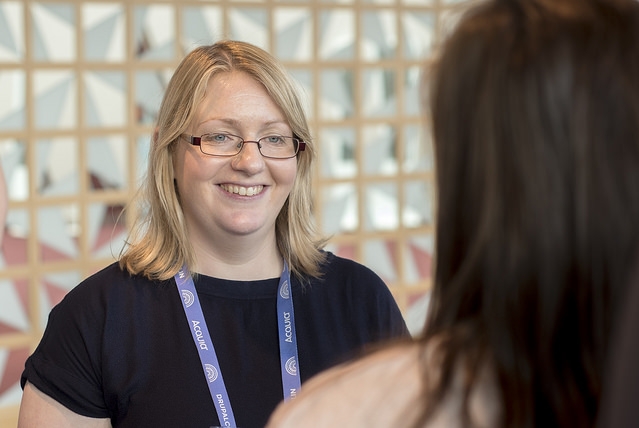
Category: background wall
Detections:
[{"x1": 0, "y1": 0, "x2": 475, "y2": 424}]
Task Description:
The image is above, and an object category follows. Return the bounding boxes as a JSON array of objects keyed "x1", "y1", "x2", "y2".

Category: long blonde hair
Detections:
[{"x1": 120, "y1": 41, "x2": 327, "y2": 281}]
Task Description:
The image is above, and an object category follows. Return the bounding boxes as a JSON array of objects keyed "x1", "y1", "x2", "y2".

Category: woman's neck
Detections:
[{"x1": 191, "y1": 234, "x2": 283, "y2": 280}]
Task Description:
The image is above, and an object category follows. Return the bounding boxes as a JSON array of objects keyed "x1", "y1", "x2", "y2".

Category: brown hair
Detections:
[{"x1": 419, "y1": 0, "x2": 639, "y2": 426}]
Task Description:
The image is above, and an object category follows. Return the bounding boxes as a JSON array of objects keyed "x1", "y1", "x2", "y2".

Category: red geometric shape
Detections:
[
  {"x1": 0, "y1": 278, "x2": 29, "y2": 335},
  {"x1": 0, "y1": 322, "x2": 20, "y2": 335},
  {"x1": 0, "y1": 347, "x2": 30, "y2": 396},
  {"x1": 40, "y1": 237, "x2": 79, "y2": 262},
  {"x1": 91, "y1": 205, "x2": 126, "y2": 252},
  {"x1": 334, "y1": 244, "x2": 356, "y2": 261},
  {"x1": 408, "y1": 290, "x2": 430, "y2": 307},
  {"x1": 384, "y1": 239, "x2": 399, "y2": 272},
  {"x1": 408, "y1": 242, "x2": 432, "y2": 280},
  {"x1": 1, "y1": 234, "x2": 28, "y2": 266}
]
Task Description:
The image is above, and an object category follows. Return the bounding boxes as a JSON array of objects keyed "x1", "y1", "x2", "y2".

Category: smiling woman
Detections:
[
  {"x1": 17, "y1": 40, "x2": 409, "y2": 428},
  {"x1": 173, "y1": 70, "x2": 300, "y2": 262}
]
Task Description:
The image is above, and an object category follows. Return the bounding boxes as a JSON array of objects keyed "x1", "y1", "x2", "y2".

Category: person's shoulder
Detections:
[
  {"x1": 268, "y1": 342, "x2": 423, "y2": 427},
  {"x1": 49, "y1": 262, "x2": 175, "y2": 329},
  {"x1": 306, "y1": 341, "x2": 422, "y2": 392},
  {"x1": 67, "y1": 262, "x2": 131, "y2": 293},
  {"x1": 269, "y1": 334, "x2": 501, "y2": 428},
  {"x1": 61, "y1": 262, "x2": 166, "y2": 305}
]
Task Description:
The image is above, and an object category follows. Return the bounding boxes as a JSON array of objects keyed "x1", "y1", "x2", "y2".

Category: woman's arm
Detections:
[{"x1": 18, "y1": 382, "x2": 111, "y2": 428}]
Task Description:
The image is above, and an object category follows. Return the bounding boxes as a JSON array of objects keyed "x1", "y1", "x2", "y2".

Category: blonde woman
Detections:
[{"x1": 18, "y1": 40, "x2": 408, "y2": 428}]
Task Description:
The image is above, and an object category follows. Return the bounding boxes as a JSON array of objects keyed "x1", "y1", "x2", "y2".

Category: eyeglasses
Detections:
[{"x1": 182, "y1": 133, "x2": 306, "y2": 159}]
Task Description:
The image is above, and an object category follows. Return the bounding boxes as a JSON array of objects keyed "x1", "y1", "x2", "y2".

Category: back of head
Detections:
[{"x1": 422, "y1": 0, "x2": 639, "y2": 426}]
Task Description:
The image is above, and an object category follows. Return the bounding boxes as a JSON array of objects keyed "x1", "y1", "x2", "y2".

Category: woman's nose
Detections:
[{"x1": 231, "y1": 140, "x2": 265, "y2": 173}]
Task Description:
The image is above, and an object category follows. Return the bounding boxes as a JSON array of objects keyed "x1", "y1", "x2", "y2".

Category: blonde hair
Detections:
[{"x1": 120, "y1": 40, "x2": 327, "y2": 281}]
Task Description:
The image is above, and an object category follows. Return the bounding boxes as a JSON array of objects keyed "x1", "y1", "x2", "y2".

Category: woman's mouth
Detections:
[{"x1": 220, "y1": 184, "x2": 264, "y2": 196}]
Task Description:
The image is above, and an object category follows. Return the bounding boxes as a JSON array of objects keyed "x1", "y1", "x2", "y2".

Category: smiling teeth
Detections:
[{"x1": 221, "y1": 184, "x2": 264, "y2": 196}]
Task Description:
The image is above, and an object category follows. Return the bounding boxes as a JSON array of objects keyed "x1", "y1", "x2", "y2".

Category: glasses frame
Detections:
[{"x1": 182, "y1": 133, "x2": 306, "y2": 159}]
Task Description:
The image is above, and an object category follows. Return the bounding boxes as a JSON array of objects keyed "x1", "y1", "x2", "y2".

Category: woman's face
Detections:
[{"x1": 173, "y1": 71, "x2": 298, "y2": 247}]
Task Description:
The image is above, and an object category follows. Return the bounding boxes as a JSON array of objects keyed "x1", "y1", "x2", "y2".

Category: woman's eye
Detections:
[
  {"x1": 266, "y1": 136, "x2": 285, "y2": 144},
  {"x1": 203, "y1": 134, "x2": 229, "y2": 143}
]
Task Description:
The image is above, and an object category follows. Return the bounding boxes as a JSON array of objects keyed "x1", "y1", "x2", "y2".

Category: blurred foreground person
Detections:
[
  {"x1": 598, "y1": 260, "x2": 639, "y2": 428},
  {"x1": 268, "y1": 0, "x2": 639, "y2": 426}
]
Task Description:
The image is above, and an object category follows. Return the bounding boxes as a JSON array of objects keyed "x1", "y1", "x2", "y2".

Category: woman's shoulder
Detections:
[
  {"x1": 58, "y1": 261, "x2": 172, "y2": 309},
  {"x1": 268, "y1": 338, "x2": 501, "y2": 428},
  {"x1": 268, "y1": 342, "x2": 424, "y2": 427},
  {"x1": 302, "y1": 341, "x2": 423, "y2": 397}
]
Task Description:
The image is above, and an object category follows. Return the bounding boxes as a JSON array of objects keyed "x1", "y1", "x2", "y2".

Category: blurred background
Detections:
[{"x1": 0, "y1": 0, "x2": 476, "y2": 424}]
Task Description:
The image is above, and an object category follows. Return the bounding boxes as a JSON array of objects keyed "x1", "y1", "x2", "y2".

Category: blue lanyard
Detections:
[
  {"x1": 174, "y1": 260, "x2": 301, "y2": 427},
  {"x1": 275, "y1": 261, "x2": 301, "y2": 400}
]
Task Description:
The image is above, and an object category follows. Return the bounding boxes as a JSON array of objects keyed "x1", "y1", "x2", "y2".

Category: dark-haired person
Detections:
[
  {"x1": 598, "y1": 260, "x2": 639, "y2": 428},
  {"x1": 268, "y1": 0, "x2": 639, "y2": 426},
  {"x1": 18, "y1": 40, "x2": 408, "y2": 428}
]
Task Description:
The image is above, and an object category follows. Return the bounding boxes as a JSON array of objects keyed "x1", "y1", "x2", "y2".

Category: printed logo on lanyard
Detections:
[
  {"x1": 181, "y1": 289, "x2": 195, "y2": 307},
  {"x1": 276, "y1": 262, "x2": 301, "y2": 399},
  {"x1": 175, "y1": 260, "x2": 301, "y2": 427}
]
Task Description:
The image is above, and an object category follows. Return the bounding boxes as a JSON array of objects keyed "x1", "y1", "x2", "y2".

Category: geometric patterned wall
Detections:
[{"x1": 0, "y1": 0, "x2": 475, "y2": 425}]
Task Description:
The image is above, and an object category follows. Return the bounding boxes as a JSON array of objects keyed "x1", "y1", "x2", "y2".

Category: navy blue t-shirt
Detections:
[{"x1": 21, "y1": 252, "x2": 409, "y2": 427}]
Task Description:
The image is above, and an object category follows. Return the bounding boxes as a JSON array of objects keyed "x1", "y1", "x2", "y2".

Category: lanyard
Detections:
[
  {"x1": 174, "y1": 260, "x2": 301, "y2": 427},
  {"x1": 275, "y1": 260, "x2": 301, "y2": 400}
]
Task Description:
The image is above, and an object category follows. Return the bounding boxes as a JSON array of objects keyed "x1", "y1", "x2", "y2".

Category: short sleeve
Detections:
[{"x1": 21, "y1": 284, "x2": 109, "y2": 418}]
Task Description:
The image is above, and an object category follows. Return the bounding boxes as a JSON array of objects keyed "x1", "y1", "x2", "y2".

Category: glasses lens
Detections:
[
  {"x1": 258, "y1": 136, "x2": 298, "y2": 159},
  {"x1": 200, "y1": 134, "x2": 243, "y2": 156}
]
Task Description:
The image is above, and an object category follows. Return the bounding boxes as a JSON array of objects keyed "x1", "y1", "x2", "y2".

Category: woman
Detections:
[
  {"x1": 268, "y1": 0, "x2": 639, "y2": 426},
  {"x1": 18, "y1": 40, "x2": 408, "y2": 428}
]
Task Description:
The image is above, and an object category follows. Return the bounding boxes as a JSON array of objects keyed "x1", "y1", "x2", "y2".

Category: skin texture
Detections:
[
  {"x1": 267, "y1": 342, "x2": 499, "y2": 427},
  {"x1": 172, "y1": 70, "x2": 298, "y2": 280},
  {"x1": 18, "y1": 382, "x2": 111, "y2": 428}
]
